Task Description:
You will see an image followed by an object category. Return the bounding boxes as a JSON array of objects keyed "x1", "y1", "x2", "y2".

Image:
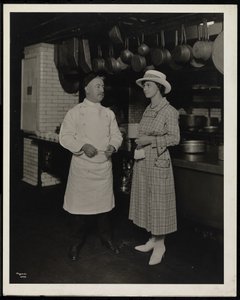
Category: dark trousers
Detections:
[{"x1": 69, "y1": 212, "x2": 112, "y2": 244}]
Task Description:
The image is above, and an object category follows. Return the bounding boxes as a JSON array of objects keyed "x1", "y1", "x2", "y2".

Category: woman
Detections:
[{"x1": 129, "y1": 70, "x2": 180, "y2": 265}]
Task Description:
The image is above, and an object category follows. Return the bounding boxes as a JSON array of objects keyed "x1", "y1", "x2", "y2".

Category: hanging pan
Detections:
[
  {"x1": 151, "y1": 33, "x2": 164, "y2": 66},
  {"x1": 169, "y1": 30, "x2": 183, "y2": 70},
  {"x1": 78, "y1": 38, "x2": 92, "y2": 73},
  {"x1": 137, "y1": 33, "x2": 150, "y2": 56},
  {"x1": 120, "y1": 37, "x2": 133, "y2": 64},
  {"x1": 58, "y1": 70, "x2": 79, "y2": 94},
  {"x1": 92, "y1": 45, "x2": 106, "y2": 73},
  {"x1": 131, "y1": 37, "x2": 147, "y2": 72},
  {"x1": 193, "y1": 20, "x2": 213, "y2": 62},
  {"x1": 190, "y1": 25, "x2": 206, "y2": 68},
  {"x1": 172, "y1": 24, "x2": 191, "y2": 64},
  {"x1": 105, "y1": 44, "x2": 121, "y2": 74}
]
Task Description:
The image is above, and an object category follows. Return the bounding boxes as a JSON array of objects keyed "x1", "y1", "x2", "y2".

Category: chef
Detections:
[{"x1": 59, "y1": 73, "x2": 123, "y2": 260}]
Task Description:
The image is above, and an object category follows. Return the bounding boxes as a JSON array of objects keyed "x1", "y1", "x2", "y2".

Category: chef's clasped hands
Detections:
[{"x1": 81, "y1": 143, "x2": 115, "y2": 159}]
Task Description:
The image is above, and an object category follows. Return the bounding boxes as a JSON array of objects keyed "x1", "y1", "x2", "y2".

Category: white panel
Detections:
[{"x1": 20, "y1": 57, "x2": 39, "y2": 132}]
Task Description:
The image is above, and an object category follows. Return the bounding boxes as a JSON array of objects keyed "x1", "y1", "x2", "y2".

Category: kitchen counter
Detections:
[
  {"x1": 170, "y1": 146, "x2": 223, "y2": 230},
  {"x1": 28, "y1": 134, "x2": 59, "y2": 145},
  {"x1": 118, "y1": 145, "x2": 223, "y2": 176},
  {"x1": 171, "y1": 148, "x2": 223, "y2": 175},
  {"x1": 25, "y1": 133, "x2": 71, "y2": 187}
]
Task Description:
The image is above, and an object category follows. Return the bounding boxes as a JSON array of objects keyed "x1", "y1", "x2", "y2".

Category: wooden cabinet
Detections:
[{"x1": 173, "y1": 165, "x2": 223, "y2": 230}]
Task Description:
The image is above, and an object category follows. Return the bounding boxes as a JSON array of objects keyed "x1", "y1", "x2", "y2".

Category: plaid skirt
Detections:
[{"x1": 129, "y1": 147, "x2": 177, "y2": 235}]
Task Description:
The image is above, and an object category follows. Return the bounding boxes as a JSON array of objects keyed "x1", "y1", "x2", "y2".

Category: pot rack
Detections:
[{"x1": 14, "y1": 12, "x2": 223, "y2": 46}]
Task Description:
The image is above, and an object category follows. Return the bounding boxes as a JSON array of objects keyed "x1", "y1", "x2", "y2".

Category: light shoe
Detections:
[
  {"x1": 149, "y1": 242, "x2": 166, "y2": 265},
  {"x1": 134, "y1": 237, "x2": 156, "y2": 252}
]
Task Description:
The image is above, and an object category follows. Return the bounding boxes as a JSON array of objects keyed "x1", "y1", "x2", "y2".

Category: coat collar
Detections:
[
  {"x1": 147, "y1": 97, "x2": 169, "y2": 112},
  {"x1": 82, "y1": 98, "x2": 102, "y2": 109}
]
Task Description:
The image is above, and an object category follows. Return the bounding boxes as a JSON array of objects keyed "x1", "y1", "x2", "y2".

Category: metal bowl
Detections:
[
  {"x1": 203, "y1": 126, "x2": 219, "y2": 133},
  {"x1": 179, "y1": 114, "x2": 207, "y2": 130},
  {"x1": 180, "y1": 140, "x2": 206, "y2": 153}
]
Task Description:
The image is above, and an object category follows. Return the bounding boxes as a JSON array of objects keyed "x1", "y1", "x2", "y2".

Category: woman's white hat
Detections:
[{"x1": 136, "y1": 70, "x2": 171, "y2": 94}]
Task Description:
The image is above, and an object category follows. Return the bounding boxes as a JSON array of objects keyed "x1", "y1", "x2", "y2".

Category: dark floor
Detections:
[{"x1": 10, "y1": 181, "x2": 223, "y2": 284}]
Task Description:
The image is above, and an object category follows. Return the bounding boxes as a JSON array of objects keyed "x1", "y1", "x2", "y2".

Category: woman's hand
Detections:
[{"x1": 135, "y1": 135, "x2": 155, "y2": 147}]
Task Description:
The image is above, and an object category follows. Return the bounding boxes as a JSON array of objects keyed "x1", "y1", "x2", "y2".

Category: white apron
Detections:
[
  {"x1": 63, "y1": 157, "x2": 114, "y2": 214},
  {"x1": 59, "y1": 99, "x2": 123, "y2": 215}
]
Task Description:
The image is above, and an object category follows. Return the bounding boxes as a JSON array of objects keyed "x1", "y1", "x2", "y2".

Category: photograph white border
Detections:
[{"x1": 3, "y1": 3, "x2": 237, "y2": 297}]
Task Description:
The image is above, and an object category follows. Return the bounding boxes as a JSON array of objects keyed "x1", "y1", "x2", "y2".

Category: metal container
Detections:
[
  {"x1": 218, "y1": 144, "x2": 224, "y2": 160},
  {"x1": 179, "y1": 114, "x2": 207, "y2": 130},
  {"x1": 180, "y1": 140, "x2": 206, "y2": 153},
  {"x1": 203, "y1": 126, "x2": 219, "y2": 133},
  {"x1": 183, "y1": 153, "x2": 204, "y2": 162}
]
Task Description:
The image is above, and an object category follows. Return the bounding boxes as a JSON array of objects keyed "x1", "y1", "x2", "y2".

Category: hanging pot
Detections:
[
  {"x1": 161, "y1": 30, "x2": 171, "y2": 64},
  {"x1": 92, "y1": 45, "x2": 106, "y2": 73},
  {"x1": 116, "y1": 56, "x2": 129, "y2": 71},
  {"x1": 150, "y1": 32, "x2": 166, "y2": 66},
  {"x1": 78, "y1": 38, "x2": 92, "y2": 73},
  {"x1": 120, "y1": 37, "x2": 133, "y2": 64},
  {"x1": 137, "y1": 33, "x2": 150, "y2": 56},
  {"x1": 172, "y1": 24, "x2": 191, "y2": 64},
  {"x1": 212, "y1": 31, "x2": 223, "y2": 74},
  {"x1": 131, "y1": 37, "x2": 147, "y2": 72},
  {"x1": 131, "y1": 54, "x2": 147, "y2": 72},
  {"x1": 169, "y1": 30, "x2": 183, "y2": 70},
  {"x1": 105, "y1": 44, "x2": 121, "y2": 74}
]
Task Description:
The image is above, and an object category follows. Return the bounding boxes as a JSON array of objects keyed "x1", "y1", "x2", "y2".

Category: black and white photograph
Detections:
[{"x1": 2, "y1": 3, "x2": 237, "y2": 297}]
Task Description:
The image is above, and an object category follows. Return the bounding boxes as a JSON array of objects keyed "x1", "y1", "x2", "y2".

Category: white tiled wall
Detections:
[
  {"x1": 22, "y1": 43, "x2": 79, "y2": 186},
  {"x1": 23, "y1": 138, "x2": 38, "y2": 186}
]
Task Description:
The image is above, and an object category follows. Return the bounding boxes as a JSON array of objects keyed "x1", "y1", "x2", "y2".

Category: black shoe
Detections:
[
  {"x1": 68, "y1": 243, "x2": 83, "y2": 261},
  {"x1": 101, "y1": 239, "x2": 120, "y2": 254}
]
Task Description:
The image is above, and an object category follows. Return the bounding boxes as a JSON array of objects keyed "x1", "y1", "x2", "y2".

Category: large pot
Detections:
[
  {"x1": 179, "y1": 114, "x2": 207, "y2": 130},
  {"x1": 180, "y1": 140, "x2": 206, "y2": 153}
]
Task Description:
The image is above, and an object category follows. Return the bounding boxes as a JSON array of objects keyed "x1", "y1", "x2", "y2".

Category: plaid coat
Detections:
[{"x1": 129, "y1": 98, "x2": 180, "y2": 235}]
